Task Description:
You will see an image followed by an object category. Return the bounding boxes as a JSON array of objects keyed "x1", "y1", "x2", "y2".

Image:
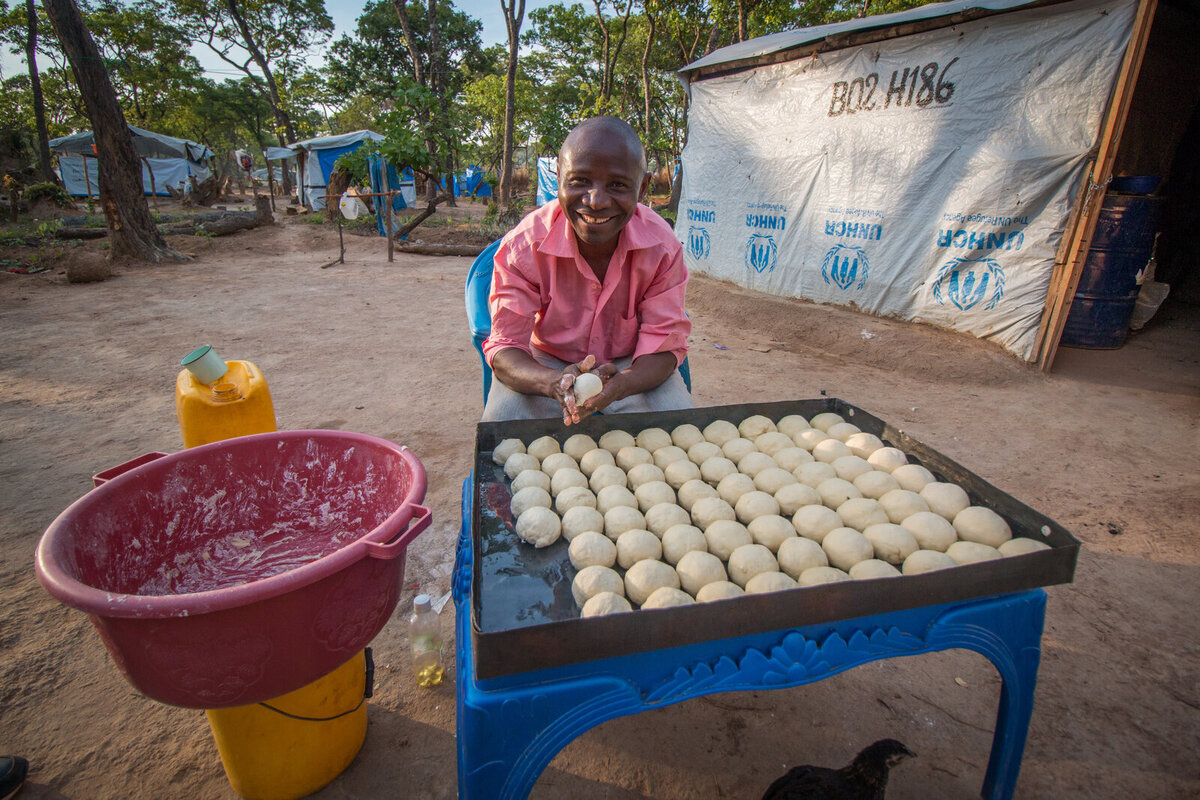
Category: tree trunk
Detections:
[
  {"x1": 42, "y1": 0, "x2": 182, "y2": 262},
  {"x1": 25, "y1": 0, "x2": 54, "y2": 183},
  {"x1": 641, "y1": 8, "x2": 655, "y2": 143},
  {"x1": 390, "y1": 0, "x2": 425, "y2": 86},
  {"x1": 498, "y1": 0, "x2": 525, "y2": 209}
]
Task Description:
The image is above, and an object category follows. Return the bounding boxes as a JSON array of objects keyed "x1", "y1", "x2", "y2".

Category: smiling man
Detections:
[{"x1": 481, "y1": 116, "x2": 693, "y2": 424}]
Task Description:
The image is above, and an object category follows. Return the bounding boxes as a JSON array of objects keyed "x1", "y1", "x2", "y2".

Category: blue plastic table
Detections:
[{"x1": 453, "y1": 479, "x2": 1046, "y2": 800}]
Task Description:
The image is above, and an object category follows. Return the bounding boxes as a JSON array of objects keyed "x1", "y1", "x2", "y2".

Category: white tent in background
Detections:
[
  {"x1": 288, "y1": 130, "x2": 384, "y2": 211},
  {"x1": 49, "y1": 124, "x2": 213, "y2": 197}
]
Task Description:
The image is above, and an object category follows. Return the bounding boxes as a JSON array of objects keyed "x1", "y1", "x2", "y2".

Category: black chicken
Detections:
[{"x1": 760, "y1": 739, "x2": 916, "y2": 800}]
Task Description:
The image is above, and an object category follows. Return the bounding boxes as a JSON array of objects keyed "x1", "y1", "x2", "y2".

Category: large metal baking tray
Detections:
[{"x1": 471, "y1": 398, "x2": 1079, "y2": 679}]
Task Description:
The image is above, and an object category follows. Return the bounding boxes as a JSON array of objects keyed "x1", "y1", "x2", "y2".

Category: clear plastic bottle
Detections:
[{"x1": 409, "y1": 594, "x2": 444, "y2": 687}]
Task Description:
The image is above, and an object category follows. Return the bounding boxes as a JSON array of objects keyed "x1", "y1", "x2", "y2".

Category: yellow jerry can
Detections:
[{"x1": 175, "y1": 346, "x2": 276, "y2": 448}]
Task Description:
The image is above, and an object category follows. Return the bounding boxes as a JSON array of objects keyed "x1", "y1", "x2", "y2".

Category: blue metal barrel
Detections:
[{"x1": 1061, "y1": 185, "x2": 1162, "y2": 349}]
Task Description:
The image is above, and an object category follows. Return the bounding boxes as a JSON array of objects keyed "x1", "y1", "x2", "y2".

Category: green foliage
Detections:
[
  {"x1": 22, "y1": 182, "x2": 72, "y2": 207},
  {"x1": 334, "y1": 146, "x2": 373, "y2": 186}
]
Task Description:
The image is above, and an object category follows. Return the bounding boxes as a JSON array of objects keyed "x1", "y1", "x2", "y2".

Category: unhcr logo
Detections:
[
  {"x1": 932, "y1": 257, "x2": 1006, "y2": 310},
  {"x1": 745, "y1": 234, "x2": 777, "y2": 273},
  {"x1": 687, "y1": 226, "x2": 711, "y2": 260},
  {"x1": 821, "y1": 244, "x2": 869, "y2": 290}
]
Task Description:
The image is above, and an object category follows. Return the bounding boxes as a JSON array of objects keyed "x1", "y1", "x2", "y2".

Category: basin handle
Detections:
[
  {"x1": 92, "y1": 452, "x2": 170, "y2": 487},
  {"x1": 364, "y1": 505, "x2": 432, "y2": 560}
]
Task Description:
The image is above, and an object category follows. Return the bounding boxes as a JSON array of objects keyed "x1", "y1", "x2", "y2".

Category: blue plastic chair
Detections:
[{"x1": 465, "y1": 240, "x2": 692, "y2": 404}]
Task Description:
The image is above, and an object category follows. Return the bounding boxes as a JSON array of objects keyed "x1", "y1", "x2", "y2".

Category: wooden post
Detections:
[
  {"x1": 1032, "y1": 0, "x2": 1158, "y2": 370},
  {"x1": 385, "y1": 191, "x2": 395, "y2": 263},
  {"x1": 337, "y1": 208, "x2": 344, "y2": 264},
  {"x1": 264, "y1": 153, "x2": 277, "y2": 212},
  {"x1": 380, "y1": 161, "x2": 394, "y2": 263},
  {"x1": 81, "y1": 153, "x2": 93, "y2": 199},
  {"x1": 142, "y1": 157, "x2": 160, "y2": 213}
]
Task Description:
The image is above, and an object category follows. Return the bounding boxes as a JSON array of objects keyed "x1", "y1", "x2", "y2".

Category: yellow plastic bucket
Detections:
[
  {"x1": 175, "y1": 358, "x2": 276, "y2": 448},
  {"x1": 205, "y1": 649, "x2": 371, "y2": 800}
]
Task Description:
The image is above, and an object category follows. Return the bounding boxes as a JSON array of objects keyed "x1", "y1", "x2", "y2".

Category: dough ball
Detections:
[
  {"x1": 900, "y1": 511, "x2": 958, "y2": 552},
  {"x1": 902, "y1": 549, "x2": 957, "y2": 575},
  {"x1": 492, "y1": 438, "x2": 525, "y2": 465},
  {"x1": 641, "y1": 586, "x2": 695, "y2": 609},
  {"x1": 569, "y1": 530, "x2": 618, "y2": 569},
  {"x1": 735, "y1": 490, "x2": 781, "y2": 523},
  {"x1": 563, "y1": 433, "x2": 598, "y2": 462},
  {"x1": 798, "y1": 566, "x2": 851, "y2": 586},
  {"x1": 822, "y1": 527, "x2": 875, "y2": 571},
  {"x1": 792, "y1": 504, "x2": 844, "y2": 543},
  {"x1": 745, "y1": 571, "x2": 798, "y2": 594},
  {"x1": 824, "y1": 422, "x2": 861, "y2": 443},
  {"x1": 777, "y1": 536, "x2": 829, "y2": 578},
  {"x1": 755, "y1": 431, "x2": 795, "y2": 457},
  {"x1": 627, "y1": 462, "x2": 667, "y2": 491},
  {"x1": 812, "y1": 438, "x2": 852, "y2": 463},
  {"x1": 853, "y1": 470, "x2": 901, "y2": 500},
  {"x1": 721, "y1": 437, "x2": 757, "y2": 464},
  {"x1": 596, "y1": 484, "x2": 638, "y2": 515},
  {"x1": 717, "y1": 473, "x2": 758, "y2": 506},
  {"x1": 702, "y1": 419, "x2": 740, "y2": 446},
  {"x1": 892, "y1": 463, "x2": 936, "y2": 493},
  {"x1": 561, "y1": 506, "x2": 605, "y2": 541},
  {"x1": 572, "y1": 565, "x2": 624, "y2": 608},
  {"x1": 645, "y1": 503, "x2": 691, "y2": 537},
  {"x1": 776, "y1": 414, "x2": 811, "y2": 437},
  {"x1": 599, "y1": 429, "x2": 636, "y2": 454},
  {"x1": 879, "y1": 489, "x2": 930, "y2": 524},
  {"x1": 624, "y1": 559, "x2": 680, "y2": 606},
  {"x1": 953, "y1": 506, "x2": 1013, "y2": 547},
  {"x1": 687, "y1": 440, "x2": 723, "y2": 465},
  {"x1": 662, "y1": 524, "x2": 707, "y2": 565},
  {"x1": 671, "y1": 423, "x2": 705, "y2": 451},
  {"x1": 794, "y1": 461, "x2": 838, "y2": 488},
  {"x1": 862, "y1": 523, "x2": 919, "y2": 565},
  {"x1": 696, "y1": 581, "x2": 745, "y2": 602},
  {"x1": 737, "y1": 451, "x2": 778, "y2": 478},
  {"x1": 510, "y1": 486, "x2": 551, "y2": 518},
  {"x1": 738, "y1": 414, "x2": 777, "y2": 439},
  {"x1": 675, "y1": 550, "x2": 728, "y2": 595},
  {"x1": 793, "y1": 428, "x2": 830, "y2": 451},
  {"x1": 700, "y1": 456, "x2": 738, "y2": 485},
  {"x1": 516, "y1": 506, "x2": 562, "y2": 548},
  {"x1": 920, "y1": 482, "x2": 971, "y2": 520},
  {"x1": 504, "y1": 452, "x2": 540, "y2": 479},
  {"x1": 844, "y1": 432, "x2": 885, "y2": 459},
  {"x1": 589, "y1": 464, "x2": 628, "y2": 493},
  {"x1": 849, "y1": 559, "x2": 901, "y2": 579},
  {"x1": 866, "y1": 447, "x2": 909, "y2": 473},
  {"x1": 664, "y1": 459, "x2": 703, "y2": 489},
  {"x1": 581, "y1": 591, "x2": 632, "y2": 618},
  {"x1": 817, "y1": 477, "x2": 862, "y2": 509},
  {"x1": 690, "y1": 496, "x2": 737, "y2": 531},
  {"x1": 635, "y1": 480, "x2": 676, "y2": 512},
  {"x1": 808, "y1": 412, "x2": 845, "y2": 432},
  {"x1": 773, "y1": 447, "x2": 814, "y2": 472},
  {"x1": 832, "y1": 455, "x2": 873, "y2": 482},
  {"x1": 652, "y1": 445, "x2": 689, "y2": 471},
  {"x1": 579, "y1": 447, "x2": 616, "y2": 477},
  {"x1": 636, "y1": 427, "x2": 673, "y2": 453},
  {"x1": 704, "y1": 519, "x2": 752, "y2": 560},
  {"x1": 550, "y1": 468, "x2": 589, "y2": 497},
  {"x1": 540, "y1": 452, "x2": 578, "y2": 478},
  {"x1": 677, "y1": 479, "x2": 719, "y2": 512},
  {"x1": 754, "y1": 467, "x2": 798, "y2": 495},
  {"x1": 603, "y1": 505, "x2": 646, "y2": 540},
  {"x1": 836, "y1": 497, "x2": 889, "y2": 531},
  {"x1": 573, "y1": 372, "x2": 603, "y2": 401},
  {"x1": 999, "y1": 537, "x2": 1052, "y2": 556},
  {"x1": 946, "y1": 540, "x2": 1003, "y2": 565},
  {"x1": 556, "y1": 486, "x2": 597, "y2": 515},
  {"x1": 616, "y1": 528, "x2": 663, "y2": 569},
  {"x1": 747, "y1": 515, "x2": 797, "y2": 553},
  {"x1": 775, "y1": 482, "x2": 822, "y2": 515},
  {"x1": 616, "y1": 445, "x2": 654, "y2": 472},
  {"x1": 511, "y1": 469, "x2": 551, "y2": 494},
  {"x1": 526, "y1": 435, "x2": 561, "y2": 461}
]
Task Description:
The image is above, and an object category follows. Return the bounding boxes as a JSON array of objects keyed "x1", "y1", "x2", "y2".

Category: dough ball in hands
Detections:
[
  {"x1": 616, "y1": 529, "x2": 663, "y2": 569},
  {"x1": 556, "y1": 486, "x2": 597, "y2": 515},
  {"x1": 721, "y1": 437, "x2": 757, "y2": 464},
  {"x1": 755, "y1": 431, "x2": 795, "y2": 457},
  {"x1": 599, "y1": 429, "x2": 636, "y2": 454},
  {"x1": 634, "y1": 480, "x2": 675, "y2": 512},
  {"x1": 603, "y1": 505, "x2": 646, "y2": 540},
  {"x1": 812, "y1": 438, "x2": 852, "y2": 463},
  {"x1": 817, "y1": 478, "x2": 862, "y2": 509},
  {"x1": 862, "y1": 523, "x2": 919, "y2": 565},
  {"x1": 696, "y1": 581, "x2": 745, "y2": 602},
  {"x1": 836, "y1": 498, "x2": 889, "y2": 531},
  {"x1": 799, "y1": 566, "x2": 851, "y2": 586},
  {"x1": 561, "y1": 506, "x2": 605, "y2": 542},
  {"x1": 747, "y1": 515, "x2": 796, "y2": 553},
  {"x1": 678, "y1": 479, "x2": 719, "y2": 512},
  {"x1": 792, "y1": 504, "x2": 844, "y2": 543},
  {"x1": 569, "y1": 531, "x2": 618, "y2": 569},
  {"x1": 645, "y1": 502, "x2": 691, "y2": 536},
  {"x1": 794, "y1": 461, "x2": 837, "y2": 488},
  {"x1": 624, "y1": 559, "x2": 680, "y2": 605},
  {"x1": 504, "y1": 452, "x2": 540, "y2": 480},
  {"x1": 589, "y1": 464, "x2": 627, "y2": 493},
  {"x1": 636, "y1": 427, "x2": 672, "y2": 453},
  {"x1": 809, "y1": 412, "x2": 845, "y2": 432},
  {"x1": 492, "y1": 438, "x2": 525, "y2": 465},
  {"x1": 700, "y1": 456, "x2": 738, "y2": 485},
  {"x1": 515, "y1": 506, "x2": 561, "y2": 548},
  {"x1": 572, "y1": 565, "x2": 624, "y2": 608},
  {"x1": 541, "y1": 452, "x2": 578, "y2": 478},
  {"x1": 596, "y1": 484, "x2": 638, "y2": 514},
  {"x1": 844, "y1": 432, "x2": 884, "y2": 459},
  {"x1": 775, "y1": 482, "x2": 821, "y2": 515},
  {"x1": 641, "y1": 587, "x2": 695, "y2": 609},
  {"x1": 563, "y1": 433, "x2": 598, "y2": 461},
  {"x1": 849, "y1": 559, "x2": 901, "y2": 579},
  {"x1": 753, "y1": 467, "x2": 798, "y2": 495},
  {"x1": 581, "y1": 591, "x2": 632, "y2": 618},
  {"x1": 662, "y1": 524, "x2": 707, "y2": 565},
  {"x1": 735, "y1": 490, "x2": 780, "y2": 524},
  {"x1": 902, "y1": 550, "x2": 957, "y2": 575},
  {"x1": 510, "y1": 486, "x2": 552, "y2": 518},
  {"x1": 776, "y1": 414, "x2": 811, "y2": 438},
  {"x1": 892, "y1": 463, "x2": 936, "y2": 493},
  {"x1": 777, "y1": 536, "x2": 828, "y2": 579},
  {"x1": 825, "y1": 421, "x2": 862, "y2": 442},
  {"x1": 738, "y1": 414, "x2": 777, "y2": 439},
  {"x1": 578, "y1": 447, "x2": 616, "y2": 477},
  {"x1": 832, "y1": 456, "x2": 872, "y2": 482},
  {"x1": 772, "y1": 447, "x2": 814, "y2": 472},
  {"x1": 946, "y1": 540, "x2": 1003, "y2": 564},
  {"x1": 687, "y1": 441, "x2": 723, "y2": 465},
  {"x1": 794, "y1": 429, "x2": 830, "y2": 451},
  {"x1": 853, "y1": 470, "x2": 900, "y2": 500},
  {"x1": 737, "y1": 451, "x2": 778, "y2": 479},
  {"x1": 550, "y1": 468, "x2": 589, "y2": 498},
  {"x1": 867, "y1": 447, "x2": 908, "y2": 473},
  {"x1": 690, "y1": 496, "x2": 737, "y2": 530},
  {"x1": 879, "y1": 489, "x2": 930, "y2": 524},
  {"x1": 671, "y1": 423, "x2": 705, "y2": 450},
  {"x1": 652, "y1": 445, "x2": 689, "y2": 471},
  {"x1": 627, "y1": 462, "x2": 666, "y2": 491},
  {"x1": 616, "y1": 446, "x2": 653, "y2": 472},
  {"x1": 704, "y1": 519, "x2": 753, "y2": 560},
  {"x1": 746, "y1": 571, "x2": 798, "y2": 594},
  {"x1": 511, "y1": 469, "x2": 551, "y2": 494},
  {"x1": 526, "y1": 435, "x2": 561, "y2": 461},
  {"x1": 703, "y1": 419, "x2": 740, "y2": 446},
  {"x1": 717, "y1": 473, "x2": 758, "y2": 507},
  {"x1": 822, "y1": 527, "x2": 875, "y2": 571},
  {"x1": 999, "y1": 537, "x2": 1052, "y2": 556},
  {"x1": 675, "y1": 550, "x2": 728, "y2": 595},
  {"x1": 901, "y1": 511, "x2": 958, "y2": 552},
  {"x1": 953, "y1": 506, "x2": 1013, "y2": 548},
  {"x1": 664, "y1": 459, "x2": 703, "y2": 490}
]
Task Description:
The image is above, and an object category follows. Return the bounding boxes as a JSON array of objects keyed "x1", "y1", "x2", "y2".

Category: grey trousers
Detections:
[{"x1": 481, "y1": 349, "x2": 694, "y2": 422}]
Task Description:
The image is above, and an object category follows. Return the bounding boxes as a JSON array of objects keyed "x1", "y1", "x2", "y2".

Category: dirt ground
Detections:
[{"x1": 1, "y1": 208, "x2": 1197, "y2": 800}]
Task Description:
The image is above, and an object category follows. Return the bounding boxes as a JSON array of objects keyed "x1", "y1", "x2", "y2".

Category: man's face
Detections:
[{"x1": 558, "y1": 134, "x2": 649, "y2": 250}]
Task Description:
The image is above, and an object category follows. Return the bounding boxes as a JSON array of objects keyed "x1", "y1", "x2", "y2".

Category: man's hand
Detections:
[{"x1": 553, "y1": 355, "x2": 597, "y2": 425}]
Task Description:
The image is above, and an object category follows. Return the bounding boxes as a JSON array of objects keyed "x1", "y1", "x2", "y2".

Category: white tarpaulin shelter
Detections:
[
  {"x1": 289, "y1": 130, "x2": 383, "y2": 211},
  {"x1": 676, "y1": 0, "x2": 1139, "y2": 361},
  {"x1": 49, "y1": 124, "x2": 213, "y2": 197}
]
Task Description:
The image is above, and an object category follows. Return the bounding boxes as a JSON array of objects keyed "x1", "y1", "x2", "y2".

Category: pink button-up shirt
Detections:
[{"x1": 483, "y1": 202, "x2": 690, "y2": 369}]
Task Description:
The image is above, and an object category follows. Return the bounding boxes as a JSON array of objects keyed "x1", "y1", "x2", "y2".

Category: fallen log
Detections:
[
  {"x1": 159, "y1": 210, "x2": 261, "y2": 237},
  {"x1": 393, "y1": 242, "x2": 488, "y2": 257},
  {"x1": 53, "y1": 227, "x2": 108, "y2": 240}
]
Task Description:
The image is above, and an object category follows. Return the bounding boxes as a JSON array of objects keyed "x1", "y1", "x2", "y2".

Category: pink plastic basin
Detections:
[{"x1": 35, "y1": 430, "x2": 430, "y2": 708}]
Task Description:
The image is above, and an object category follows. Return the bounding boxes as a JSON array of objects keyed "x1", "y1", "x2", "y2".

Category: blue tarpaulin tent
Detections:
[
  {"x1": 290, "y1": 130, "x2": 384, "y2": 211},
  {"x1": 536, "y1": 157, "x2": 558, "y2": 206},
  {"x1": 49, "y1": 125, "x2": 213, "y2": 197},
  {"x1": 456, "y1": 165, "x2": 493, "y2": 198},
  {"x1": 367, "y1": 155, "x2": 416, "y2": 237}
]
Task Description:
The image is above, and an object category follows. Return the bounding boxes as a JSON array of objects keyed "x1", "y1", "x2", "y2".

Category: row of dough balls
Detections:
[{"x1": 490, "y1": 413, "x2": 1051, "y2": 616}]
